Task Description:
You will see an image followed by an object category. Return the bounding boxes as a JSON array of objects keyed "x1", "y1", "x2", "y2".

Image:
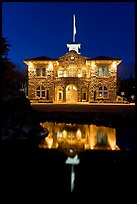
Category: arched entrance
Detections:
[{"x1": 66, "y1": 84, "x2": 78, "y2": 103}]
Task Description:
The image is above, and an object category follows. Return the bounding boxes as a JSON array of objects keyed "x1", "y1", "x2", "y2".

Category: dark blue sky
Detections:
[{"x1": 2, "y1": 2, "x2": 135, "y2": 78}]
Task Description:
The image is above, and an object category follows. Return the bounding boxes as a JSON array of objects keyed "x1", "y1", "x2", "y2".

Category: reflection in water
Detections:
[{"x1": 39, "y1": 122, "x2": 120, "y2": 157}]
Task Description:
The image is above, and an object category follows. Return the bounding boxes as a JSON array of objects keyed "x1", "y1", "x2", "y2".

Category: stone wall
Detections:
[{"x1": 27, "y1": 51, "x2": 118, "y2": 102}]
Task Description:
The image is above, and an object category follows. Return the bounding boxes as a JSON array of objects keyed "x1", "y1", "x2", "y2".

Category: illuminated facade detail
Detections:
[{"x1": 23, "y1": 44, "x2": 122, "y2": 103}]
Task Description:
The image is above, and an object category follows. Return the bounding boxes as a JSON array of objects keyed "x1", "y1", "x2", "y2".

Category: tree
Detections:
[
  {"x1": 1, "y1": 35, "x2": 27, "y2": 98},
  {"x1": 117, "y1": 74, "x2": 135, "y2": 99},
  {"x1": 2, "y1": 34, "x2": 11, "y2": 61}
]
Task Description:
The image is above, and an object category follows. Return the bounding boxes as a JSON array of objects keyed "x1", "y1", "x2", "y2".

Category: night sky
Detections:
[{"x1": 2, "y1": 2, "x2": 135, "y2": 79}]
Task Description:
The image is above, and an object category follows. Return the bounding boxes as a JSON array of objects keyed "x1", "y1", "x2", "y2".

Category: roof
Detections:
[
  {"x1": 23, "y1": 55, "x2": 121, "y2": 62},
  {"x1": 87, "y1": 56, "x2": 122, "y2": 61},
  {"x1": 23, "y1": 56, "x2": 58, "y2": 61}
]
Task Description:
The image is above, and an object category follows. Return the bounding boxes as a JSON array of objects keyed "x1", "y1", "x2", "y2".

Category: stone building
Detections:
[{"x1": 23, "y1": 42, "x2": 122, "y2": 103}]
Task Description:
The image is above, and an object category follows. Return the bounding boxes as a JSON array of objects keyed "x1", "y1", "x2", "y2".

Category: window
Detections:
[
  {"x1": 36, "y1": 86, "x2": 40, "y2": 97},
  {"x1": 36, "y1": 68, "x2": 46, "y2": 76},
  {"x1": 41, "y1": 86, "x2": 45, "y2": 97},
  {"x1": 42, "y1": 68, "x2": 46, "y2": 76},
  {"x1": 59, "y1": 92, "x2": 62, "y2": 100},
  {"x1": 36, "y1": 86, "x2": 45, "y2": 98},
  {"x1": 58, "y1": 69, "x2": 63, "y2": 77},
  {"x1": 97, "y1": 132, "x2": 108, "y2": 144},
  {"x1": 98, "y1": 67, "x2": 108, "y2": 77},
  {"x1": 68, "y1": 68, "x2": 76, "y2": 77},
  {"x1": 82, "y1": 88, "x2": 87, "y2": 101},
  {"x1": 57, "y1": 131, "x2": 62, "y2": 138},
  {"x1": 98, "y1": 68, "x2": 102, "y2": 76},
  {"x1": 104, "y1": 67, "x2": 108, "y2": 76},
  {"x1": 98, "y1": 86, "x2": 109, "y2": 98},
  {"x1": 103, "y1": 134, "x2": 108, "y2": 143},
  {"x1": 46, "y1": 90, "x2": 49, "y2": 100},
  {"x1": 97, "y1": 132, "x2": 102, "y2": 144},
  {"x1": 83, "y1": 93, "x2": 86, "y2": 100},
  {"x1": 36, "y1": 68, "x2": 40, "y2": 76}
]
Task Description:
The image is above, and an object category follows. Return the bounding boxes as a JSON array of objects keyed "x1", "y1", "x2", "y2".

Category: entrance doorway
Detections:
[{"x1": 66, "y1": 84, "x2": 78, "y2": 103}]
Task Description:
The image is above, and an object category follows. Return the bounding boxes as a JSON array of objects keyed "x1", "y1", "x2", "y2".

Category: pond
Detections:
[
  {"x1": 39, "y1": 122, "x2": 120, "y2": 157},
  {"x1": 37, "y1": 121, "x2": 136, "y2": 198},
  {"x1": 39, "y1": 121, "x2": 136, "y2": 155}
]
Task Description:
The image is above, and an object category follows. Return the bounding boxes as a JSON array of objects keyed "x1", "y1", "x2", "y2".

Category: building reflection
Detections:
[{"x1": 39, "y1": 122, "x2": 120, "y2": 157}]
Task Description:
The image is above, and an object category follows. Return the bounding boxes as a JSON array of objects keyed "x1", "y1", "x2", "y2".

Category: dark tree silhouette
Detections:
[
  {"x1": 2, "y1": 35, "x2": 11, "y2": 59},
  {"x1": 1, "y1": 35, "x2": 27, "y2": 97}
]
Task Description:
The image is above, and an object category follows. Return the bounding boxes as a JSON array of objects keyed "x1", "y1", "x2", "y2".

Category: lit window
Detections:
[
  {"x1": 104, "y1": 67, "x2": 108, "y2": 76},
  {"x1": 99, "y1": 92, "x2": 102, "y2": 97},
  {"x1": 103, "y1": 134, "x2": 108, "y2": 143},
  {"x1": 98, "y1": 86, "x2": 109, "y2": 98},
  {"x1": 68, "y1": 68, "x2": 76, "y2": 77},
  {"x1": 58, "y1": 69, "x2": 63, "y2": 77},
  {"x1": 97, "y1": 132, "x2": 102, "y2": 144},
  {"x1": 57, "y1": 131, "x2": 62, "y2": 138},
  {"x1": 98, "y1": 68, "x2": 102, "y2": 76}
]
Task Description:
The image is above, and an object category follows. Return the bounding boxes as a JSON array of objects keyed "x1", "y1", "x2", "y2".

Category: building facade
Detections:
[{"x1": 23, "y1": 43, "x2": 122, "y2": 103}]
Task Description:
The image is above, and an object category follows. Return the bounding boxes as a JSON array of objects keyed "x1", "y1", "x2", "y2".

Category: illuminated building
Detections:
[{"x1": 23, "y1": 16, "x2": 122, "y2": 103}]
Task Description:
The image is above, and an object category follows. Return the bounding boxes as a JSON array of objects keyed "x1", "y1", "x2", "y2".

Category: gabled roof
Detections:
[
  {"x1": 23, "y1": 55, "x2": 122, "y2": 62},
  {"x1": 87, "y1": 55, "x2": 121, "y2": 60},
  {"x1": 24, "y1": 56, "x2": 58, "y2": 61}
]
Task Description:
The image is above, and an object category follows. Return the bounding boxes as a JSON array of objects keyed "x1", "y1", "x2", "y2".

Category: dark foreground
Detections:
[
  {"x1": 32, "y1": 103, "x2": 135, "y2": 128},
  {"x1": 1, "y1": 141, "x2": 137, "y2": 203},
  {"x1": 2, "y1": 103, "x2": 136, "y2": 202}
]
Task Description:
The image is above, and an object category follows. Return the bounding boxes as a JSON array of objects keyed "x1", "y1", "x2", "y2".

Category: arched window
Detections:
[
  {"x1": 98, "y1": 86, "x2": 109, "y2": 98},
  {"x1": 81, "y1": 88, "x2": 87, "y2": 101},
  {"x1": 104, "y1": 67, "x2": 108, "y2": 76},
  {"x1": 98, "y1": 68, "x2": 102, "y2": 76},
  {"x1": 58, "y1": 89, "x2": 63, "y2": 100},
  {"x1": 36, "y1": 86, "x2": 40, "y2": 97},
  {"x1": 41, "y1": 86, "x2": 45, "y2": 97}
]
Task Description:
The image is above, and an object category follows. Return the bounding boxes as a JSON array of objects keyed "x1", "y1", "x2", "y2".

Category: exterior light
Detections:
[
  {"x1": 28, "y1": 61, "x2": 35, "y2": 72},
  {"x1": 112, "y1": 61, "x2": 117, "y2": 69},
  {"x1": 47, "y1": 62, "x2": 53, "y2": 71}
]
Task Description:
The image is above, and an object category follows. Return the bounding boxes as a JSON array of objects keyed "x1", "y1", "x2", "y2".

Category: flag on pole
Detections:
[
  {"x1": 73, "y1": 14, "x2": 76, "y2": 36},
  {"x1": 73, "y1": 14, "x2": 76, "y2": 42}
]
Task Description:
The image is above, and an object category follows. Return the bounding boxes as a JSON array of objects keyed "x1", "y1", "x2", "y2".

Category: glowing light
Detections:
[
  {"x1": 45, "y1": 137, "x2": 53, "y2": 148},
  {"x1": 76, "y1": 129, "x2": 82, "y2": 139},
  {"x1": 28, "y1": 62, "x2": 35, "y2": 71},
  {"x1": 47, "y1": 62, "x2": 53, "y2": 71},
  {"x1": 112, "y1": 61, "x2": 117, "y2": 69},
  {"x1": 91, "y1": 61, "x2": 95, "y2": 66},
  {"x1": 62, "y1": 130, "x2": 67, "y2": 138}
]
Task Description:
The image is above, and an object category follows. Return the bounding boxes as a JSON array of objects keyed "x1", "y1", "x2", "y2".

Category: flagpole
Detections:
[{"x1": 73, "y1": 14, "x2": 76, "y2": 43}]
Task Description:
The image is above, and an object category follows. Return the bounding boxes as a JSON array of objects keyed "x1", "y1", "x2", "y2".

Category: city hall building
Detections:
[{"x1": 24, "y1": 15, "x2": 122, "y2": 104}]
